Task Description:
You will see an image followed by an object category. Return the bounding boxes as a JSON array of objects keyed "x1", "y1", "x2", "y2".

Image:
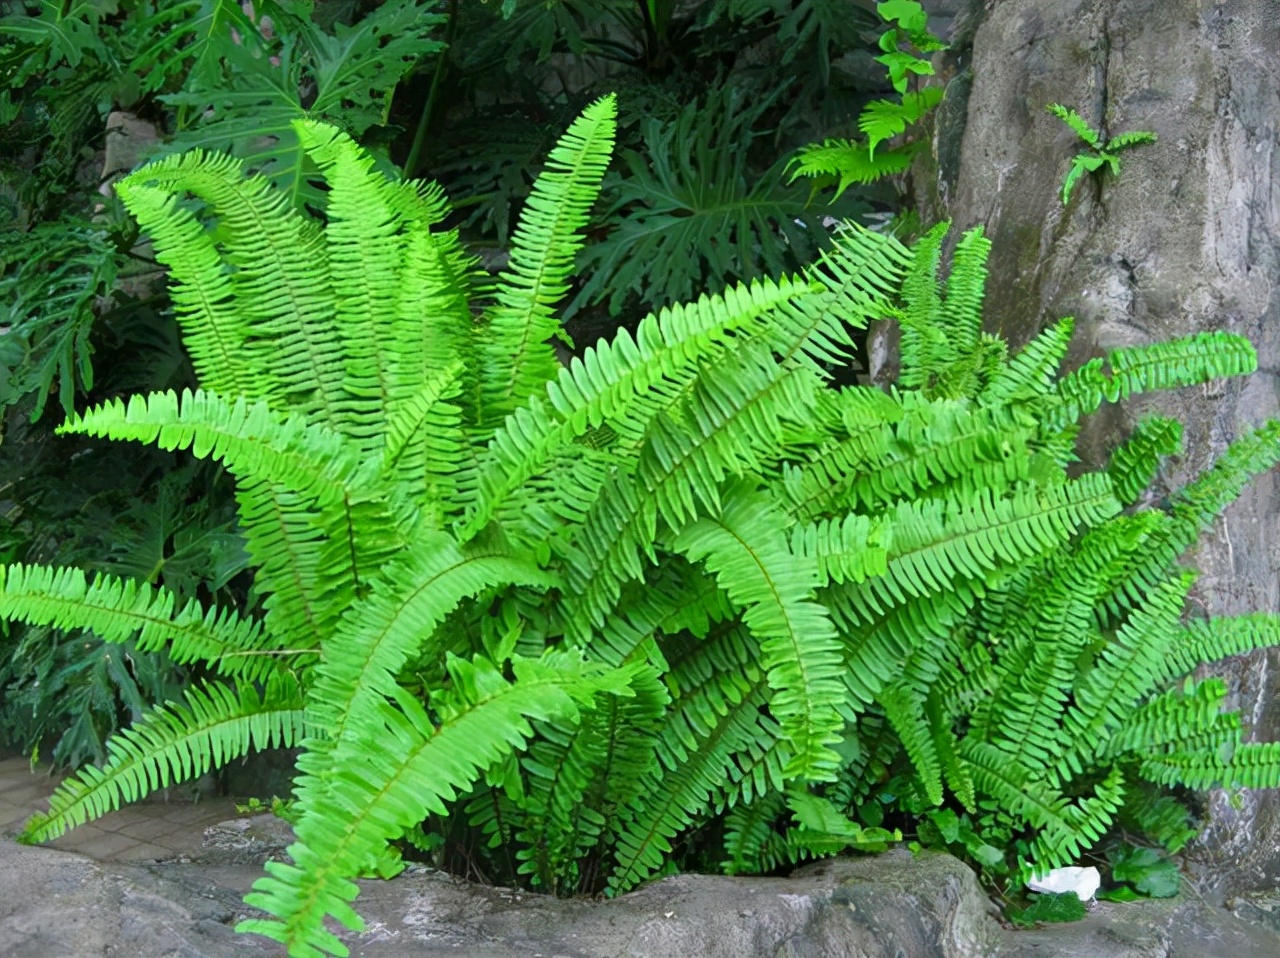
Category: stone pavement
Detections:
[{"x1": 0, "y1": 750, "x2": 240, "y2": 863}]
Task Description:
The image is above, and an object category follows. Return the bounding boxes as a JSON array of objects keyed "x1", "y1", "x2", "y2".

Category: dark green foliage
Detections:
[{"x1": 1006, "y1": 891, "x2": 1087, "y2": 927}]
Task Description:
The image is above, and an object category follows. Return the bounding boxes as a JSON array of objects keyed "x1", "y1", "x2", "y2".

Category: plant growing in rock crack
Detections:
[
  {"x1": 7, "y1": 94, "x2": 1280, "y2": 958},
  {"x1": 1048, "y1": 103, "x2": 1158, "y2": 205}
]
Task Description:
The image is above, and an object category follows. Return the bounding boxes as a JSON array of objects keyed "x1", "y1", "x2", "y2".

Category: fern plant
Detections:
[
  {"x1": 9, "y1": 92, "x2": 1276, "y2": 957},
  {"x1": 788, "y1": 0, "x2": 946, "y2": 198},
  {"x1": 1047, "y1": 103, "x2": 1158, "y2": 205},
  {"x1": 761, "y1": 225, "x2": 1280, "y2": 887}
]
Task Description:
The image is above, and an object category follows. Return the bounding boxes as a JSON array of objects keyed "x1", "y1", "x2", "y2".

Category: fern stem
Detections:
[{"x1": 406, "y1": 0, "x2": 458, "y2": 180}]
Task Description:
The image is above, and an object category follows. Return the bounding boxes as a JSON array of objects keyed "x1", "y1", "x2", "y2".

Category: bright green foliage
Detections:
[
  {"x1": 1047, "y1": 103, "x2": 1158, "y2": 205},
  {"x1": 772, "y1": 227, "x2": 1280, "y2": 887},
  {"x1": 9, "y1": 95, "x2": 1280, "y2": 958},
  {"x1": 789, "y1": 1, "x2": 946, "y2": 197}
]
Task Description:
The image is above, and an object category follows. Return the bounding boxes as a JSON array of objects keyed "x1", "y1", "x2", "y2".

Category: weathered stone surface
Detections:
[
  {"x1": 912, "y1": 0, "x2": 1280, "y2": 899},
  {"x1": 4, "y1": 830, "x2": 1280, "y2": 958}
]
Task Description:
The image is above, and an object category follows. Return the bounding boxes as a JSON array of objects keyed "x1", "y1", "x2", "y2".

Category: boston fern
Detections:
[{"x1": 7, "y1": 94, "x2": 1280, "y2": 958}]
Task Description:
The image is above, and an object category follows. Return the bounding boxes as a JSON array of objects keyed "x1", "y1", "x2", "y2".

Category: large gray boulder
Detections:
[
  {"x1": 4, "y1": 828, "x2": 1280, "y2": 958},
  {"x1": 911, "y1": 0, "x2": 1280, "y2": 899}
]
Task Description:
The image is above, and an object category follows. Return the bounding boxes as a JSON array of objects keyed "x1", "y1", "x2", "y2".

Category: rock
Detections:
[
  {"x1": 198, "y1": 813, "x2": 296, "y2": 867},
  {"x1": 5, "y1": 832, "x2": 1280, "y2": 958},
  {"x1": 0, "y1": 839, "x2": 270, "y2": 958},
  {"x1": 911, "y1": 0, "x2": 1280, "y2": 900},
  {"x1": 997, "y1": 896, "x2": 1280, "y2": 958}
]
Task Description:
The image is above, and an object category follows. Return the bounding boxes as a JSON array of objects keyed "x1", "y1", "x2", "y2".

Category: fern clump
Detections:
[{"x1": 8, "y1": 90, "x2": 1280, "y2": 957}]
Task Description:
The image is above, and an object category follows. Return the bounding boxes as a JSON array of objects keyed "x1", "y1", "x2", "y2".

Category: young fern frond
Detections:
[
  {"x1": 22, "y1": 673, "x2": 306, "y2": 843},
  {"x1": 116, "y1": 147, "x2": 347, "y2": 427},
  {"x1": 939, "y1": 225, "x2": 991, "y2": 358},
  {"x1": 106, "y1": 180, "x2": 260, "y2": 398},
  {"x1": 478, "y1": 94, "x2": 616, "y2": 427},
  {"x1": 293, "y1": 121, "x2": 410, "y2": 455},
  {"x1": 980, "y1": 318, "x2": 1075, "y2": 407}
]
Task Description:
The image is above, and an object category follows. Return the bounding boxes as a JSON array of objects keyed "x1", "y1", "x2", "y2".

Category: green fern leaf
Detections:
[
  {"x1": 788, "y1": 139, "x2": 919, "y2": 197},
  {"x1": 0, "y1": 563, "x2": 276, "y2": 681},
  {"x1": 21, "y1": 673, "x2": 305, "y2": 843},
  {"x1": 478, "y1": 93, "x2": 616, "y2": 427},
  {"x1": 242, "y1": 650, "x2": 634, "y2": 957},
  {"x1": 673, "y1": 486, "x2": 845, "y2": 780},
  {"x1": 1047, "y1": 103, "x2": 1103, "y2": 150}
]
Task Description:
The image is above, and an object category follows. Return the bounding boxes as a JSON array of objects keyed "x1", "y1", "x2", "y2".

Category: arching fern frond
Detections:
[
  {"x1": 58, "y1": 389, "x2": 372, "y2": 509},
  {"x1": 673, "y1": 486, "x2": 844, "y2": 781},
  {"x1": 241, "y1": 651, "x2": 634, "y2": 957},
  {"x1": 1045, "y1": 332, "x2": 1257, "y2": 431},
  {"x1": 0, "y1": 563, "x2": 274, "y2": 682},
  {"x1": 21, "y1": 673, "x2": 305, "y2": 843}
]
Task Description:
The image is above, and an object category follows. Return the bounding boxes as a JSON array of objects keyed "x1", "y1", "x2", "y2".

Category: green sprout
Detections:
[{"x1": 1048, "y1": 103, "x2": 1157, "y2": 205}]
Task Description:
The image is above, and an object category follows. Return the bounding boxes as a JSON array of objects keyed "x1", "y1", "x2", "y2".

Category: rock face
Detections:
[
  {"x1": 4, "y1": 830, "x2": 1280, "y2": 958},
  {"x1": 913, "y1": 0, "x2": 1280, "y2": 898}
]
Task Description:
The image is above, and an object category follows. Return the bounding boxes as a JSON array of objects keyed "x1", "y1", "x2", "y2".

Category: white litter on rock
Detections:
[{"x1": 1027, "y1": 866, "x2": 1101, "y2": 901}]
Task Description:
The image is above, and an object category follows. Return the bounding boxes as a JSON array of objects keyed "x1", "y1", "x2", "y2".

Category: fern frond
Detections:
[
  {"x1": 1106, "y1": 416, "x2": 1183, "y2": 506},
  {"x1": 380, "y1": 360, "x2": 467, "y2": 524},
  {"x1": 721, "y1": 790, "x2": 787, "y2": 875},
  {"x1": 607, "y1": 660, "x2": 771, "y2": 895},
  {"x1": 1046, "y1": 332, "x2": 1256, "y2": 430},
  {"x1": 461, "y1": 274, "x2": 823, "y2": 539},
  {"x1": 1061, "y1": 574, "x2": 1194, "y2": 746},
  {"x1": 831, "y1": 475, "x2": 1121, "y2": 624},
  {"x1": 940, "y1": 226, "x2": 991, "y2": 357},
  {"x1": 107, "y1": 181, "x2": 260, "y2": 399},
  {"x1": 858, "y1": 88, "x2": 943, "y2": 154},
  {"x1": 293, "y1": 120, "x2": 409, "y2": 455},
  {"x1": 673, "y1": 486, "x2": 844, "y2": 780},
  {"x1": 1103, "y1": 420, "x2": 1280, "y2": 620},
  {"x1": 1107, "y1": 131, "x2": 1158, "y2": 151},
  {"x1": 787, "y1": 139, "x2": 918, "y2": 197},
  {"x1": 565, "y1": 356, "x2": 823, "y2": 635},
  {"x1": 59, "y1": 389, "x2": 372, "y2": 509},
  {"x1": 302, "y1": 533, "x2": 558, "y2": 761},
  {"x1": 116, "y1": 149, "x2": 348, "y2": 426},
  {"x1": 879, "y1": 681, "x2": 943, "y2": 805},
  {"x1": 241, "y1": 651, "x2": 633, "y2": 957},
  {"x1": 21, "y1": 673, "x2": 305, "y2": 843},
  {"x1": 1047, "y1": 104, "x2": 1103, "y2": 150},
  {"x1": 478, "y1": 93, "x2": 616, "y2": 427},
  {"x1": 981, "y1": 318, "x2": 1075, "y2": 406},
  {"x1": 0, "y1": 563, "x2": 275, "y2": 681}
]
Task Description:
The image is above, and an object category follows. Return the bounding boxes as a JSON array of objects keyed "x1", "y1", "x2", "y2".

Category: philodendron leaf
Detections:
[{"x1": 1108, "y1": 845, "x2": 1180, "y2": 898}]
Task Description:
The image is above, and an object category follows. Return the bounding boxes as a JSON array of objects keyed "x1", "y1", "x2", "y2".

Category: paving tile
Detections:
[
  {"x1": 0, "y1": 783, "x2": 56, "y2": 806},
  {"x1": 116, "y1": 816, "x2": 186, "y2": 842},
  {"x1": 159, "y1": 802, "x2": 237, "y2": 826},
  {"x1": 0, "y1": 805, "x2": 36, "y2": 830},
  {"x1": 49, "y1": 824, "x2": 109, "y2": 850},
  {"x1": 109, "y1": 841, "x2": 172, "y2": 863},
  {"x1": 60, "y1": 830, "x2": 143, "y2": 861}
]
